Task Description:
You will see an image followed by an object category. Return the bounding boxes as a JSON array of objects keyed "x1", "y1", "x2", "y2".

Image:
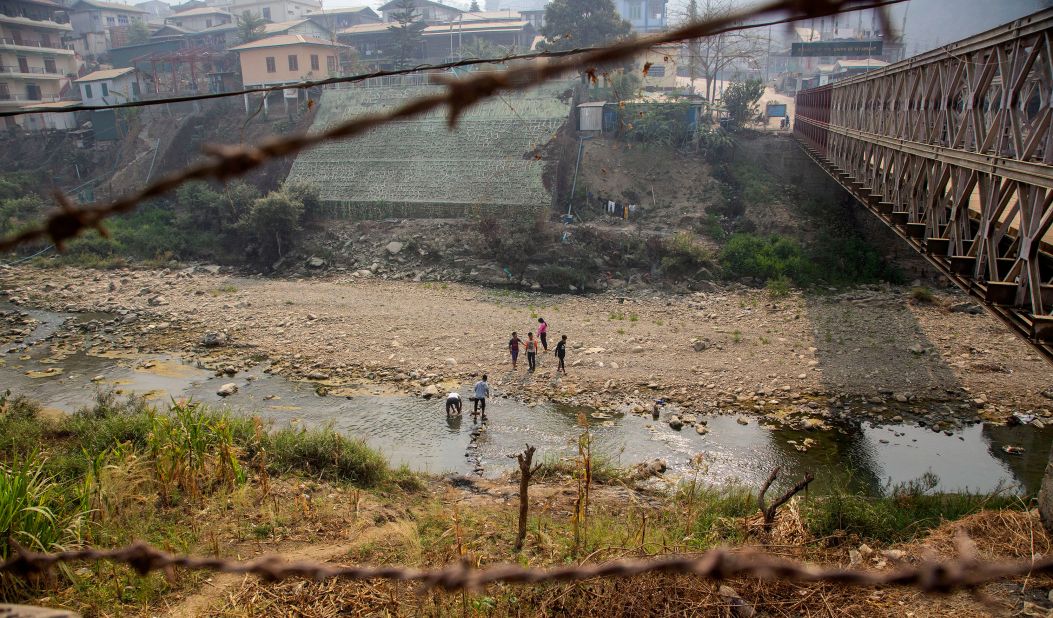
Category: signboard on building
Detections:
[{"x1": 791, "y1": 40, "x2": 883, "y2": 57}]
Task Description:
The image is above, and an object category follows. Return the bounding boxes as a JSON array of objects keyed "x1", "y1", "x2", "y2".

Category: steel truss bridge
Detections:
[{"x1": 794, "y1": 8, "x2": 1053, "y2": 364}]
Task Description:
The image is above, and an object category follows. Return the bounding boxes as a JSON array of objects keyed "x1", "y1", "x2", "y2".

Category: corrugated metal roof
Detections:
[
  {"x1": 75, "y1": 67, "x2": 135, "y2": 81},
  {"x1": 169, "y1": 6, "x2": 231, "y2": 16},
  {"x1": 72, "y1": 0, "x2": 149, "y2": 13},
  {"x1": 340, "y1": 22, "x2": 389, "y2": 35}
]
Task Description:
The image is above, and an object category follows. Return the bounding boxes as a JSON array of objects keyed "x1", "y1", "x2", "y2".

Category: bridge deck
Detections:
[{"x1": 794, "y1": 8, "x2": 1053, "y2": 363}]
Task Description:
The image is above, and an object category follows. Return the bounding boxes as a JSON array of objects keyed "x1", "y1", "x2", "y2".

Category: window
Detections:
[
  {"x1": 101, "y1": 82, "x2": 108, "y2": 96},
  {"x1": 0, "y1": 83, "x2": 9, "y2": 100},
  {"x1": 648, "y1": 65, "x2": 665, "y2": 77},
  {"x1": 628, "y1": 2, "x2": 641, "y2": 19},
  {"x1": 265, "y1": 56, "x2": 276, "y2": 72},
  {"x1": 83, "y1": 83, "x2": 92, "y2": 99},
  {"x1": 310, "y1": 54, "x2": 319, "y2": 70},
  {"x1": 287, "y1": 54, "x2": 297, "y2": 70},
  {"x1": 327, "y1": 55, "x2": 336, "y2": 72},
  {"x1": 25, "y1": 83, "x2": 40, "y2": 100},
  {"x1": 117, "y1": 14, "x2": 127, "y2": 24},
  {"x1": 106, "y1": 16, "x2": 115, "y2": 24},
  {"x1": 43, "y1": 58, "x2": 55, "y2": 73},
  {"x1": 648, "y1": 0, "x2": 663, "y2": 19},
  {"x1": 17, "y1": 56, "x2": 28, "y2": 73},
  {"x1": 206, "y1": 18, "x2": 212, "y2": 27},
  {"x1": 261, "y1": 7, "x2": 270, "y2": 19}
]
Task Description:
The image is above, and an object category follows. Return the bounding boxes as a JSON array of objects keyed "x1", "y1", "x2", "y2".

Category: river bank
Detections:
[{"x1": 2, "y1": 265, "x2": 1050, "y2": 427}]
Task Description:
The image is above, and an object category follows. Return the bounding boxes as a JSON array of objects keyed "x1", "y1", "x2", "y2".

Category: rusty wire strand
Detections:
[
  {"x1": 0, "y1": 0, "x2": 906, "y2": 254},
  {"x1": 0, "y1": 540, "x2": 1049, "y2": 593}
]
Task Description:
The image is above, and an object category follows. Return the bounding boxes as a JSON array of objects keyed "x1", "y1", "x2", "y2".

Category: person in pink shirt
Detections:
[{"x1": 537, "y1": 317, "x2": 549, "y2": 353}]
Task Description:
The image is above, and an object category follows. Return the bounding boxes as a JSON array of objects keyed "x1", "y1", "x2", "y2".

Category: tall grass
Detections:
[
  {"x1": 0, "y1": 455, "x2": 86, "y2": 560},
  {"x1": 267, "y1": 427, "x2": 389, "y2": 487}
]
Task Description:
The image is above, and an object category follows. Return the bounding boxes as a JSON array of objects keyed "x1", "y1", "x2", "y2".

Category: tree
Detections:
[
  {"x1": 469, "y1": 0, "x2": 480, "y2": 11},
  {"x1": 723, "y1": 78, "x2": 764, "y2": 127},
  {"x1": 237, "y1": 11, "x2": 266, "y2": 43},
  {"x1": 127, "y1": 20, "x2": 151, "y2": 45},
  {"x1": 386, "y1": 0, "x2": 426, "y2": 70},
  {"x1": 240, "y1": 190, "x2": 304, "y2": 266},
  {"x1": 677, "y1": 0, "x2": 765, "y2": 107},
  {"x1": 540, "y1": 0, "x2": 631, "y2": 52}
]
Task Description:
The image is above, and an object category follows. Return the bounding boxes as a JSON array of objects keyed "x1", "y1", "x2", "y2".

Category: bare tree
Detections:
[{"x1": 676, "y1": 0, "x2": 767, "y2": 110}]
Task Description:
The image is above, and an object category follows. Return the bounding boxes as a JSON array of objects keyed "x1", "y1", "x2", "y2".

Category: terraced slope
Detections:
[{"x1": 286, "y1": 83, "x2": 571, "y2": 218}]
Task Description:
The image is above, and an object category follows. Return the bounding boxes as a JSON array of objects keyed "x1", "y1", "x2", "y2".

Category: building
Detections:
[
  {"x1": 261, "y1": 18, "x2": 329, "y2": 39},
  {"x1": 183, "y1": 20, "x2": 237, "y2": 47},
  {"x1": 306, "y1": 6, "x2": 378, "y2": 33},
  {"x1": 422, "y1": 18, "x2": 533, "y2": 58},
  {"x1": 378, "y1": 0, "x2": 461, "y2": 26},
  {"x1": 75, "y1": 66, "x2": 140, "y2": 103},
  {"x1": 613, "y1": 0, "x2": 665, "y2": 33},
  {"x1": 69, "y1": 0, "x2": 149, "y2": 53},
  {"x1": 135, "y1": 0, "x2": 172, "y2": 21},
  {"x1": 230, "y1": 33, "x2": 342, "y2": 86},
  {"x1": 214, "y1": 0, "x2": 321, "y2": 23},
  {"x1": 519, "y1": 8, "x2": 542, "y2": 29},
  {"x1": 338, "y1": 21, "x2": 390, "y2": 61},
  {"x1": 638, "y1": 44, "x2": 677, "y2": 90},
  {"x1": 0, "y1": 0, "x2": 80, "y2": 128},
  {"x1": 19, "y1": 99, "x2": 77, "y2": 130},
  {"x1": 164, "y1": 6, "x2": 230, "y2": 31}
]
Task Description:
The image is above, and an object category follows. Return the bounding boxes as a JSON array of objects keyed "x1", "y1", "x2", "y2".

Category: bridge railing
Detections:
[{"x1": 794, "y1": 8, "x2": 1053, "y2": 359}]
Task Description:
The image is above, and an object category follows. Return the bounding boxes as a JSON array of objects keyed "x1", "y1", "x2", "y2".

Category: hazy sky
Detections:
[{"x1": 312, "y1": 0, "x2": 1050, "y2": 55}]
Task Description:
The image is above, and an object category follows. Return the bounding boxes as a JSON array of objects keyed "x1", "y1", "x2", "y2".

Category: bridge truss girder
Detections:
[{"x1": 794, "y1": 8, "x2": 1053, "y2": 364}]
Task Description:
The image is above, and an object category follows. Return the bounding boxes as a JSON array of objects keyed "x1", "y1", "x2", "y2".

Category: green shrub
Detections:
[
  {"x1": 766, "y1": 275, "x2": 791, "y2": 298},
  {"x1": 911, "y1": 286, "x2": 934, "y2": 303},
  {"x1": 660, "y1": 231, "x2": 713, "y2": 280},
  {"x1": 268, "y1": 427, "x2": 388, "y2": 487},
  {"x1": 719, "y1": 233, "x2": 812, "y2": 284}
]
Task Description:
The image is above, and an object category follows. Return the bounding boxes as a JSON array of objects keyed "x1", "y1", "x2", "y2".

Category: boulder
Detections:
[
  {"x1": 422, "y1": 385, "x2": 439, "y2": 399},
  {"x1": 148, "y1": 295, "x2": 168, "y2": 306},
  {"x1": 386, "y1": 241, "x2": 404, "y2": 255},
  {"x1": 201, "y1": 332, "x2": 228, "y2": 348},
  {"x1": 668, "y1": 415, "x2": 684, "y2": 430},
  {"x1": 949, "y1": 302, "x2": 983, "y2": 315},
  {"x1": 630, "y1": 459, "x2": 667, "y2": 479},
  {"x1": 217, "y1": 383, "x2": 238, "y2": 397},
  {"x1": 306, "y1": 257, "x2": 326, "y2": 269},
  {"x1": 306, "y1": 371, "x2": 329, "y2": 381}
]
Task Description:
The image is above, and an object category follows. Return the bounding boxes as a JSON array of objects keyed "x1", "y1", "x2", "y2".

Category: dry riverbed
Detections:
[{"x1": 2, "y1": 265, "x2": 1051, "y2": 431}]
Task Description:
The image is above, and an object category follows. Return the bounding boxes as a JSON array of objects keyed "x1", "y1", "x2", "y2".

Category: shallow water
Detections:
[{"x1": 2, "y1": 305, "x2": 1051, "y2": 495}]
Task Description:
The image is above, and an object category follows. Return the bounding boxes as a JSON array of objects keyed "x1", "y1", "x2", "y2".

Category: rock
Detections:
[
  {"x1": 909, "y1": 344, "x2": 925, "y2": 355},
  {"x1": 201, "y1": 265, "x2": 221, "y2": 274},
  {"x1": 1009, "y1": 412, "x2": 1036, "y2": 426},
  {"x1": 717, "y1": 585, "x2": 756, "y2": 618},
  {"x1": 692, "y1": 339, "x2": 710, "y2": 352},
  {"x1": 736, "y1": 416, "x2": 749, "y2": 425},
  {"x1": 949, "y1": 302, "x2": 983, "y2": 315},
  {"x1": 421, "y1": 385, "x2": 439, "y2": 399},
  {"x1": 695, "y1": 424, "x2": 708, "y2": 435},
  {"x1": 148, "y1": 295, "x2": 168, "y2": 306},
  {"x1": 444, "y1": 357, "x2": 457, "y2": 366},
  {"x1": 201, "y1": 332, "x2": 228, "y2": 348},
  {"x1": 881, "y1": 549, "x2": 906, "y2": 561},
  {"x1": 849, "y1": 549, "x2": 862, "y2": 565},
  {"x1": 307, "y1": 371, "x2": 329, "y2": 380},
  {"x1": 668, "y1": 415, "x2": 684, "y2": 430},
  {"x1": 217, "y1": 383, "x2": 238, "y2": 397},
  {"x1": 306, "y1": 257, "x2": 326, "y2": 269},
  {"x1": 631, "y1": 458, "x2": 667, "y2": 479},
  {"x1": 386, "y1": 241, "x2": 404, "y2": 255},
  {"x1": 107, "y1": 281, "x2": 118, "y2": 292}
]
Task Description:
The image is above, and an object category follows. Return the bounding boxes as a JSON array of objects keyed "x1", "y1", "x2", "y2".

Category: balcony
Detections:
[
  {"x1": 0, "y1": 37, "x2": 75, "y2": 54},
  {"x1": 0, "y1": 13, "x2": 72, "y2": 31},
  {"x1": 0, "y1": 64, "x2": 68, "y2": 78},
  {"x1": 0, "y1": 92, "x2": 61, "y2": 103}
]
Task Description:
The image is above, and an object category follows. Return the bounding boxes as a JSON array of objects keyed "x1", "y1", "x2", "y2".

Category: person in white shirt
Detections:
[
  {"x1": 472, "y1": 375, "x2": 491, "y2": 420},
  {"x1": 445, "y1": 391, "x2": 462, "y2": 416}
]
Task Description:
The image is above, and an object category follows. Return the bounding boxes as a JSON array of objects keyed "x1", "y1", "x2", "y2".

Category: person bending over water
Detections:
[{"x1": 446, "y1": 391, "x2": 462, "y2": 416}]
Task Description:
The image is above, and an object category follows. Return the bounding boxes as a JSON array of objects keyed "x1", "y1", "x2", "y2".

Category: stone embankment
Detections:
[{"x1": 2, "y1": 266, "x2": 1051, "y2": 432}]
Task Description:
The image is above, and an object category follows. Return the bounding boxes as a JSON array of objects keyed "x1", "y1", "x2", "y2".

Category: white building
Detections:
[
  {"x1": 75, "y1": 66, "x2": 140, "y2": 104},
  {"x1": 164, "y1": 6, "x2": 231, "y2": 31}
]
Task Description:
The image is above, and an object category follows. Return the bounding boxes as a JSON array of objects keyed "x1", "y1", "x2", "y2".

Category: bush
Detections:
[
  {"x1": 268, "y1": 427, "x2": 388, "y2": 487},
  {"x1": 660, "y1": 231, "x2": 713, "y2": 280},
  {"x1": 719, "y1": 233, "x2": 812, "y2": 284},
  {"x1": 911, "y1": 286, "x2": 934, "y2": 303},
  {"x1": 0, "y1": 454, "x2": 86, "y2": 561},
  {"x1": 766, "y1": 275, "x2": 791, "y2": 298}
]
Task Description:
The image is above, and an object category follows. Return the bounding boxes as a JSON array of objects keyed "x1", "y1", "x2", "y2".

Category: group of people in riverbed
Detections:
[
  {"x1": 444, "y1": 317, "x2": 568, "y2": 420},
  {"x1": 508, "y1": 318, "x2": 567, "y2": 374}
]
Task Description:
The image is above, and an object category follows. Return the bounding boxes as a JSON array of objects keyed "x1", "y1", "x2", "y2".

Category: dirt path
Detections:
[
  {"x1": 3, "y1": 267, "x2": 1051, "y2": 424},
  {"x1": 162, "y1": 522, "x2": 405, "y2": 617}
]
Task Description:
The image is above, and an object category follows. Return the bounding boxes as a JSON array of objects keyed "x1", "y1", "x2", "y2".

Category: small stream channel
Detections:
[{"x1": 3, "y1": 305, "x2": 1051, "y2": 495}]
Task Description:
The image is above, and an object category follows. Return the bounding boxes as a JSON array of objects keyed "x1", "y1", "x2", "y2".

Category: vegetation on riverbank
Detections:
[{"x1": 0, "y1": 391, "x2": 1039, "y2": 616}]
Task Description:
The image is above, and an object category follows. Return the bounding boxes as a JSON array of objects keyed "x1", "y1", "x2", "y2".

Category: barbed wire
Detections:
[
  {"x1": 1, "y1": 539, "x2": 1050, "y2": 593},
  {"x1": 0, "y1": 0, "x2": 906, "y2": 254}
]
